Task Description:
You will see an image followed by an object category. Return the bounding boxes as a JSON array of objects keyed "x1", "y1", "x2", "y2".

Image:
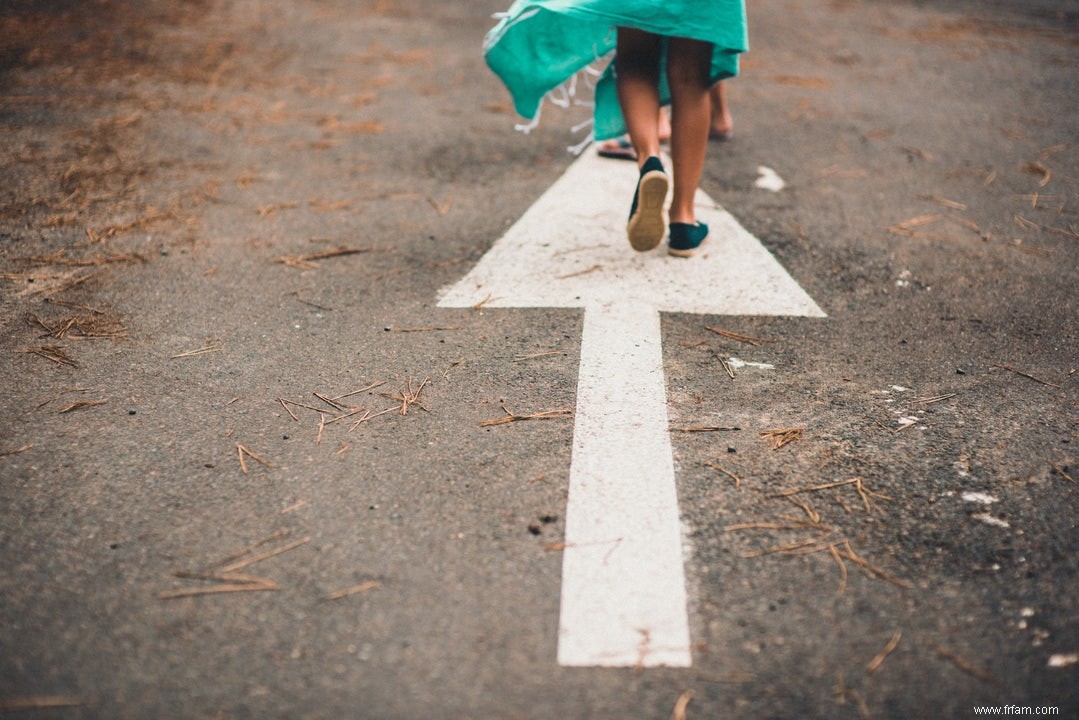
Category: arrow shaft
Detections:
[{"x1": 557, "y1": 302, "x2": 692, "y2": 667}]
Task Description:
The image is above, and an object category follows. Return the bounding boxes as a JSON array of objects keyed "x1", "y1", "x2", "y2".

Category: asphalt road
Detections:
[{"x1": 0, "y1": 1, "x2": 1076, "y2": 718}]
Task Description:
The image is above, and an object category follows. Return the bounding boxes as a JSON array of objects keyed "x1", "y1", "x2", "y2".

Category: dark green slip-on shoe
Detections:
[
  {"x1": 667, "y1": 221, "x2": 709, "y2": 257},
  {"x1": 626, "y1": 156, "x2": 668, "y2": 252}
]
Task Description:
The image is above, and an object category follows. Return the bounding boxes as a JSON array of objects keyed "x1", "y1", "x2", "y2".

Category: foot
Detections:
[
  {"x1": 667, "y1": 221, "x2": 709, "y2": 257},
  {"x1": 597, "y1": 131, "x2": 672, "y2": 162},
  {"x1": 597, "y1": 137, "x2": 637, "y2": 161},
  {"x1": 709, "y1": 115, "x2": 733, "y2": 142},
  {"x1": 626, "y1": 156, "x2": 668, "y2": 252}
]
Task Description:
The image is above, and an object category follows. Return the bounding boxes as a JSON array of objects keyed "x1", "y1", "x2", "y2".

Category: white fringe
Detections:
[
  {"x1": 514, "y1": 57, "x2": 610, "y2": 153},
  {"x1": 567, "y1": 133, "x2": 594, "y2": 156},
  {"x1": 514, "y1": 102, "x2": 542, "y2": 134}
]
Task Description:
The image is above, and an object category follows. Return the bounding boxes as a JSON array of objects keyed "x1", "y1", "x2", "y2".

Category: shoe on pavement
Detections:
[
  {"x1": 626, "y1": 156, "x2": 668, "y2": 252},
  {"x1": 667, "y1": 221, "x2": 709, "y2": 257}
]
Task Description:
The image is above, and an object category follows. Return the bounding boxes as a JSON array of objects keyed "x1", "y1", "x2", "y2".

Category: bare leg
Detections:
[
  {"x1": 596, "y1": 104, "x2": 668, "y2": 161},
  {"x1": 615, "y1": 28, "x2": 663, "y2": 169},
  {"x1": 710, "y1": 81, "x2": 733, "y2": 139},
  {"x1": 658, "y1": 107, "x2": 672, "y2": 143},
  {"x1": 666, "y1": 36, "x2": 713, "y2": 224}
]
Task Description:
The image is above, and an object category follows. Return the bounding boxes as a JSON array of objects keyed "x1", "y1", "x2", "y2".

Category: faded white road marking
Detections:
[
  {"x1": 727, "y1": 357, "x2": 776, "y2": 371},
  {"x1": 755, "y1": 166, "x2": 786, "y2": 192},
  {"x1": 961, "y1": 492, "x2": 998, "y2": 505},
  {"x1": 558, "y1": 301, "x2": 690, "y2": 666},
  {"x1": 438, "y1": 150, "x2": 824, "y2": 667}
]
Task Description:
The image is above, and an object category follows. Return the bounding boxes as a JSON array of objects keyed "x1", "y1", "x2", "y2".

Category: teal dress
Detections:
[{"x1": 484, "y1": 0, "x2": 748, "y2": 141}]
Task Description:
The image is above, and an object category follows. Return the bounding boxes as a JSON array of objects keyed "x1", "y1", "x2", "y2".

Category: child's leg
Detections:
[
  {"x1": 710, "y1": 81, "x2": 733, "y2": 139},
  {"x1": 615, "y1": 28, "x2": 663, "y2": 169},
  {"x1": 666, "y1": 36, "x2": 713, "y2": 224}
]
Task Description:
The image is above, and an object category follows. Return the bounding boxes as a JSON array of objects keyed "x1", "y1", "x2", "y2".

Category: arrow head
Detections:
[{"x1": 438, "y1": 151, "x2": 826, "y2": 318}]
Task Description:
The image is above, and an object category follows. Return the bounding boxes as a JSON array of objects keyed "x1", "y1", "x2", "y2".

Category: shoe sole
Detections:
[
  {"x1": 667, "y1": 234, "x2": 708, "y2": 258},
  {"x1": 626, "y1": 170, "x2": 668, "y2": 252}
]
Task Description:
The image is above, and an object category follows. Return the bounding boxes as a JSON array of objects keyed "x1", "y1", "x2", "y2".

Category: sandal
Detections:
[{"x1": 597, "y1": 137, "x2": 637, "y2": 161}]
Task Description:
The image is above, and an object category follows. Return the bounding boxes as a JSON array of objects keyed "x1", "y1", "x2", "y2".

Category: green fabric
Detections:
[{"x1": 484, "y1": 0, "x2": 747, "y2": 140}]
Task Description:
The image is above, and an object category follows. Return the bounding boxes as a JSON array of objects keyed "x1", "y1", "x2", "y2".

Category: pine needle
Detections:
[
  {"x1": 701, "y1": 461, "x2": 742, "y2": 488},
  {"x1": 866, "y1": 630, "x2": 903, "y2": 673},
  {"x1": 705, "y1": 326, "x2": 773, "y2": 346},
  {"x1": 236, "y1": 444, "x2": 273, "y2": 474},
  {"x1": 930, "y1": 643, "x2": 1002, "y2": 685},
  {"x1": 669, "y1": 690, "x2": 694, "y2": 720},
  {"x1": 760, "y1": 427, "x2": 804, "y2": 449},
  {"x1": 480, "y1": 403, "x2": 572, "y2": 426},
  {"x1": 326, "y1": 580, "x2": 382, "y2": 601}
]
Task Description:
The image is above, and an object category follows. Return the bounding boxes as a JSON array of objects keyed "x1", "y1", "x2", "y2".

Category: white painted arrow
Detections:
[{"x1": 438, "y1": 150, "x2": 825, "y2": 667}]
